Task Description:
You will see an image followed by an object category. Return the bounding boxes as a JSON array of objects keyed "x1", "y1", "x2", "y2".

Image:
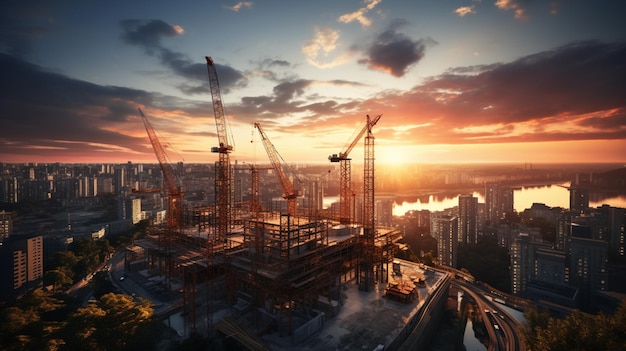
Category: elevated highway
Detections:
[{"x1": 453, "y1": 279, "x2": 526, "y2": 351}]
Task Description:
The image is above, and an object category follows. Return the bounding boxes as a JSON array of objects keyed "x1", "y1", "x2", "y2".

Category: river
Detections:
[{"x1": 391, "y1": 183, "x2": 626, "y2": 216}]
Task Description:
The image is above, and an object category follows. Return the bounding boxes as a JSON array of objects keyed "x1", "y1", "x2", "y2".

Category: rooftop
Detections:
[{"x1": 224, "y1": 259, "x2": 448, "y2": 350}]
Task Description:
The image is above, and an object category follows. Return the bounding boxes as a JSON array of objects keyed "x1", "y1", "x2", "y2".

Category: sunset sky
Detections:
[{"x1": 1, "y1": 0, "x2": 625, "y2": 165}]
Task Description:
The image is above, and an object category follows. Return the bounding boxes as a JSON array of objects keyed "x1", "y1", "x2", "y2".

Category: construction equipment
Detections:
[
  {"x1": 243, "y1": 163, "x2": 272, "y2": 215},
  {"x1": 206, "y1": 56, "x2": 234, "y2": 243},
  {"x1": 138, "y1": 108, "x2": 183, "y2": 233},
  {"x1": 253, "y1": 123, "x2": 299, "y2": 216},
  {"x1": 360, "y1": 114, "x2": 381, "y2": 292},
  {"x1": 329, "y1": 114, "x2": 381, "y2": 224}
]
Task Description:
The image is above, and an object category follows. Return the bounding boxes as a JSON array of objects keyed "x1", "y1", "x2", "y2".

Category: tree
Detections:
[
  {"x1": 0, "y1": 289, "x2": 70, "y2": 351},
  {"x1": 63, "y1": 293, "x2": 155, "y2": 351},
  {"x1": 523, "y1": 302, "x2": 626, "y2": 351},
  {"x1": 44, "y1": 270, "x2": 73, "y2": 292}
]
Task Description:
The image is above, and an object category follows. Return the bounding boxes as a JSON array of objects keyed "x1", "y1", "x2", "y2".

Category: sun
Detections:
[{"x1": 376, "y1": 145, "x2": 416, "y2": 165}]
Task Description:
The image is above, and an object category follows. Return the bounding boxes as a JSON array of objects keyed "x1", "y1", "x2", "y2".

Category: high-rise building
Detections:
[
  {"x1": 114, "y1": 167, "x2": 125, "y2": 195},
  {"x1": 0, "y1": 210, "x2": 12, "y2": 243},
  {"x1": 118, "y1": 196, "x2": 142, "y2": 224},
  {"x1": 432, "y1": 213, "x2": 458, "y2": 268},
  {"x1": 511, "y1": 233, "x2": 531, "y2": 295},
  {"x1": 375, "y1": 199, "x2": 394, "y2": 227},
  {"x1": 458, "y1": 194, "x2": 478, "y2": 244},
  {"x1": 485, "y1": 183, "x2": 513, "y2": 224},
  {"x1": 534, "y1": 247, "x2": 567, "y2": 285},
  {"x1": 566, "y1": 236, "x2": 608, "y2": 310},
  {"x1": 0, "y1": 235, "x2": 44, "y2": 300},
  {"x1": 0, "y1": 176, "x2": 19, "y2": 203},
  {"x1": 569, "y1": 186, "x2": 589, "y2": 213},
  {"x1": 595, "y1": 205, "x2": 625, "y2": 260}
]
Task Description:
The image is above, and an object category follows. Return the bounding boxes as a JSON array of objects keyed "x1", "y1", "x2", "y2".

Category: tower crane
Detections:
[
  {"x1": 138, "y1": 108, "x2": 183, "y2": 233},
  {"x1": 253, "y1": 123, "x2": 299, "y2": 216},
  {"x1": 329, "y1": 114, "x2": 381, "y2": 224},
  {"x1": 243, "y1": 163, "x2": 272, "y2": 215},
  {"x1": 360, "y1": 113, "x2": 381, "y2": 292},
  {"x1": 206, "y1": 56, "x2": 234, "y2": 242}
]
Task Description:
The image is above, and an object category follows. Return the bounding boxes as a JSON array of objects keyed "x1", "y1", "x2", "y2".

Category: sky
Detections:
[{"x1": 1, "y1": 0, "x2": 625, "y2": 165}]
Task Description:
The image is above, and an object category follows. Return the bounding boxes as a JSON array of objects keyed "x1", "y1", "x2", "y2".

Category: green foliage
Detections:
[
  {"x1": 523, "y1": 302, "x2": 626, "y2": 351},
  {"x1": 0, "y1": 289, "x2": 70, "y2": 351},
  {"x1": 63, "y1": 293, "x2": 155, "y2": 351},
  {"x1": 91, "y1": 271, "x2": 114, "y2": 298},
  {"x1": 44, "y1": 270, "x2": 73, "y2": 291},
  {"x1": 50, "y1": 238, "x2": 114, "y2": 282},
  {"x1": 0, "y1": 290, "x2": 157, "y2": 351}
]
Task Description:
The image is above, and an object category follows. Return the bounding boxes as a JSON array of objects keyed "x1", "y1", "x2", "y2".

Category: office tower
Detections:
[
  {"x1": 118, "y1": 197, "x2": 142, "y2": 224},
  {"x1": 0, "y1": 176, "x2": 19, "y2": 203},
  {"x1": 458, "y1": 194, "x2": 478, "y2": 244},
  {"x1": 375, "y1": 199, "x2": 394, "y2": 227},
  {"x1": 535, "y1": 247, "x2": 567, "y2": 285},
  {"x1": 510, "y1": 233, "x2": 532, "y2": 295},
  {"x1": 566, "y1": 236, "x2": 608, "y2": 311},
  {"x1": 592, "y1": 205, "x2": 625, "y2": 260},
  {"x1": 556, "y1": 210, "x2": 578, "y2": 251},
  {"x1": 432, "y1": 213, "x2": 458, "y2": 268},
  {"x1": 485, "y1": 183, "x2": 514, "y2": 224},
  {"x1": 0, "y1": 235, "x2": 44, "y2": 300},
  {"x1": 569, "y1": 186, "x2": 589, "y2": 213},
  {"x1": 0, "y1": 210, "x2": 12, "y2": 243},
  {"x1": 114, "y1": 167, "x2": 125, "y2": 195},
  {"x1": 97, "y1": 175, "x2": 113, "y2": 194}
]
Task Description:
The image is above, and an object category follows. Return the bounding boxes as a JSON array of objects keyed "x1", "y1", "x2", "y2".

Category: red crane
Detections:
[
  {"x1": 206, "y1": 56, "x2": 234, "y2": 242},
  {"x1": 253, "y1": 123, "x2": 299, "y2": 216},
  {"x1": 138, "y1": 108, "x2": 183, "y2": 233},
  {"x1": 329, "y1": 114, "x2": 381, "y2": 224}
]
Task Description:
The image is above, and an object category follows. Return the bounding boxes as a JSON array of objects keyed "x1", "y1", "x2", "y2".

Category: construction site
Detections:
[{"x1": 127, "y1": 57, "x2": 451, "y2": 350}]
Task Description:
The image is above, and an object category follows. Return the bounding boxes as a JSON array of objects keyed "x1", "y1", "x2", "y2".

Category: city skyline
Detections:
[{"x1": 1, "y1": 1, "x2": 625, "y2": 164}]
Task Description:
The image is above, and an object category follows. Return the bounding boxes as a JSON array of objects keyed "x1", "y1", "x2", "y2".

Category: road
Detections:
[
  {"x1": 453, "y1": 279, "x2": 526, "y2": 351},
  {"x1": 108, "y1": 249, "x2": 183, "y2": 316}
]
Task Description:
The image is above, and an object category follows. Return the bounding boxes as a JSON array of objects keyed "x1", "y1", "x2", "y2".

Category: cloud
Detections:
[
  {"x1": 372, "y1": 40, "x2": 626, "y2": 144},
  {"x1": 0, "y1": 53, "x2": 220, "y2": 162},
  {"x1": 0, "y1": 1, "x2": 58, "y2": 58},
  {"x1": 495, "y1": 0, "x2": 528, "y2": 20},
  {"x1": 120, "y1": 19, "x2": 184, "y2": 49},
  {"x1": 338, "y1": 0, "x2": 383, "y2": 28},
  {"x1": 3, "y1": 34, "x2": 624, "y2": 163},
  {"x1": 455, "y1": 6, "x2": 476, "y2": 17},
  {"x1": 358, "y1": 21, "x2": 434, "y2": 77},
  {"x1": 0, "y1": 53, "x2": 150, "y2": 161},
  {"x1": 226, "y1": 2, "x2": 254, "y2": 12},
  {"x1": 120, "y1": 19, "x2": 247, "y2": 95},
  {"x1": 302, "y1": 27, "x2": 353, "y2": 69}
]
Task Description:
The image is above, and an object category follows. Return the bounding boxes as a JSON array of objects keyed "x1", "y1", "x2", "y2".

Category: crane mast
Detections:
[
  {"x1": 253, "y1": 123, "x2": 298, "y2": 216},
  {"x1": 329, "y1": 114, "x2": 381, "y2": 224},
  {"x1": 138, "y1": 108, "x2": 183, "y2": 232},
  {"x1": 206, "y1": 56, "x2": 233, "y2": 243},
  {"x1": 359, "y1": 113, "x2": 380, "y2": 292}
]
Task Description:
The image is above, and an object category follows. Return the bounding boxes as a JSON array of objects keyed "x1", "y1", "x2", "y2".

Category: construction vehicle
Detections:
[
  {"x1": 253, "y1": 123, "x2": 299, "y2": 216},
  {"x1": 329, "y1": 114, "x2": 381, "y2": 224}
]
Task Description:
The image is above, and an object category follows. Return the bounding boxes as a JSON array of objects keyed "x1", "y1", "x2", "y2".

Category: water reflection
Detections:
[
  {"x1": 464, "y1": 320, "x2": 487, "y2": 351},
  {"x1": 393, "y1": 183, "x2": 626, "y2": 216}
]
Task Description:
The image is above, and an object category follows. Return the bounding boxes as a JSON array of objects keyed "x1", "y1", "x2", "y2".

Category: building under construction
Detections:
[
  {"x1": 129, "y1": 205, "x2": 450, "y2": 350},
  {"x1": 128, "y1": 58, "x2": 452, "y2": 350}
]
